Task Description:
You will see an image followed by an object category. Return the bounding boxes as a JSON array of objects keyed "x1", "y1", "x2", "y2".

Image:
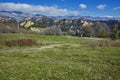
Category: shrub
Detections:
[
  {"x1": 67, "y1": 30, "x2": 76, "y2": 36},
  {"x1": 82, "y1": 39, "x2": 120, "y2": 47},
  {"x1": 0, "y1": 40, "x2": 5, "y2": 45},
  {"x1": 5, "y1": 39, "x2": 37, "y2": 47}
]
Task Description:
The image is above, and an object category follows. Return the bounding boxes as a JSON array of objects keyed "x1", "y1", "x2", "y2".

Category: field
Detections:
[{"x1": 0, "y1": 34, "x2": 120, "y2": 80}]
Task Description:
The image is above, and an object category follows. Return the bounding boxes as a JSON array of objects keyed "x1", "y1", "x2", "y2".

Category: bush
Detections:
[
  {"x1": 42, "y1": 25, "x2": 62, "y2": 35},
  {"x1": 82, "y1": 39, "x2": 120, "y2": 47},
  {"x1": 5, "y1": 39, "x2": 37, "y2": 47},
  {"x1": 0, "y1": 40, "x2": 5, "y2": 45},
  {"x1": 67, "y1": 30, "x2": 76, "y2": 36}
]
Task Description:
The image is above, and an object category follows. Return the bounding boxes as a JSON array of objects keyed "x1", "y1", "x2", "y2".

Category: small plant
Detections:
[
  {"x1": 0, "y1": 40, "x2": 5, "y2": 45},
  {"x1": 5, "y1": 39, "x2": 37, "y2": 47}
]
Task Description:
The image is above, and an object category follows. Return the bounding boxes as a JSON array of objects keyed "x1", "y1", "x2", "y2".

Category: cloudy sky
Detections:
[{"x1": 0, "y1": 0, "x2": 120, "y2": 16}]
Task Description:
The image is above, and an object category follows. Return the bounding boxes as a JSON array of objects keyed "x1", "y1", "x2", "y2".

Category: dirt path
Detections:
[{"x1": 0, "y1": 44, "x2": 63, "y2": 53}]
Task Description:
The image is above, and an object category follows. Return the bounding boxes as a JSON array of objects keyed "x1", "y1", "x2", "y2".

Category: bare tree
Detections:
[
  {"x1": 42, "y1": 25, "x2": 62, "y2": 35},
  {"x1": 80, "y1": 26, "x2": 94, "y2": 37}
]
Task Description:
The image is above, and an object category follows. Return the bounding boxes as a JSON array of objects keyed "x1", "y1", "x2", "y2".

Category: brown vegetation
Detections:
[
  {"x1": 82, "y1": 39, "x2": 120, "y2": 47},
  {"x1": 42, "y1": 25, "x2": 62, "y2": 35},
  {"x1": 5, "y1": 39, "x2": 37, "y2": 47},
  {"x1": 0, "y1": 40, "x2": 5, "y2": 45}
]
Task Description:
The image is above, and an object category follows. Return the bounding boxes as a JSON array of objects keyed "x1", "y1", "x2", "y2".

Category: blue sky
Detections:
[{"x1": 0, "y1": 0, "x2": 120, "y2": 16}]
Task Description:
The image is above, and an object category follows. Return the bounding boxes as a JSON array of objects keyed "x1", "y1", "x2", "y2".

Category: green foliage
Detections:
[
  {"x1": 30, "y1": 23, "x2": 47, "y2": 28},
  {"x1": 112, "y1": 24, "x2": 118, "y2": 40},
  {"x1": 92, "y1": 22, "x2": 110, "y2": 38}
]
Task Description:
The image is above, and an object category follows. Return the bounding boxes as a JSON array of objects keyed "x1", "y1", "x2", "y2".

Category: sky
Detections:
[{"x1": 0, "y1": 0, "x2": 120, "y2": 17}]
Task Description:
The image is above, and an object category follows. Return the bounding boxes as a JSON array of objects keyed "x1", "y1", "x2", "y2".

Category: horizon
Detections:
[{"x1": 0, "y1": 0, "x2": 120, "y2": 17}]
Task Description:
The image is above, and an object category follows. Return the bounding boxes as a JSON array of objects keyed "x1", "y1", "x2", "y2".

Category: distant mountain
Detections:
[
  {"x1": 0, "y1": 10, "x2": 120, "y2": 22},
  {"x1": 0, "y1": 11, "x2": 24, "y2": 14},
  {"x1": 50, "y1": 15, "x2": 81, "y2": 19},
  {"x1": 82, "y1": 16, "x2": 120, "y2": 21},
  {"x1": 51, "y1": 15, "x2": 120, "y2": 21},
  {"x1": 0, "y1": 10, "x2": 33, "y2": 22},
  {"x1": 0, "y1": 10, "x2": 44, "y2": 22}
]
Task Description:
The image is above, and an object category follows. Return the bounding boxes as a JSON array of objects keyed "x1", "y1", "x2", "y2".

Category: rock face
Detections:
[
  {"x1": 20, "y1": 20, "x2": 34, "y2": 29},
  {"x1": 20, "y1": 17, "x2": 94, "y2": 29}
]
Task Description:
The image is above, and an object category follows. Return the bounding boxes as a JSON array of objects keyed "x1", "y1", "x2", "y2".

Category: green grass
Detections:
[{"x1": 0, "y1": 33, "x2": 120, "y2": 80}]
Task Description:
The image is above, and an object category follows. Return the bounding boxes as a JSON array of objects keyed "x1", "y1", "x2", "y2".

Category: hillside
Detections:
[{"x1": 20, "y1": 16, "x2": 120, "y2": 37}]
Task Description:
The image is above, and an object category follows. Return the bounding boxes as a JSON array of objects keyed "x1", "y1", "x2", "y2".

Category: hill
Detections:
[{"x1": 0, "y1": 11, "x2": 120, "y2": 38}]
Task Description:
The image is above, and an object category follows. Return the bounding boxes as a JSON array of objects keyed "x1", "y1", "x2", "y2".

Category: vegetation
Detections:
[
  {"x1": 112, "y1": 24, "x2": 119, "y2": 40},
  {"x1": 91, "y1": 22, "x2": 110, "y2": 37},
  {"x1": 42, "y1": 25, "x2": 62, "y2": 35},
  {"x1": 30, "y1": 23, "x2": 47, "y2": 28},
  {"x1": 82, "y1": 39, "x2": 120, "y2": 47},
  {"x1": 5, "y1": 39, "x2": 37, "y2": 47},
  {"x1": 0, "y1": 34, "x2": 120, "y2": 80},
  {"x1": 0, "y1": 21, "x2": 17, "y2": 33},
  {"x1": 80, "y1": 26, "x2": 94, "y2": 37}
]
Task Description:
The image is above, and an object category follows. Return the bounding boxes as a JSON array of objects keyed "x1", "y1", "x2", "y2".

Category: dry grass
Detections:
[
  {"x1": 82, "y1": 39, "x2": 120, "y2": 47},
  {"x1": 0, "y1": 40, "x2": 5, "y2": 45},
  {"x1": 5, "y1": 39, "x2": 37, "y2": 47}
]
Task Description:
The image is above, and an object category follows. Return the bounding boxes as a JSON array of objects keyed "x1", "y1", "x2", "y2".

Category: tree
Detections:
[
  {"x1": 80, "y1": 26, "x2": 94, "y2": 37},
  {"x1": 112, "y1": 24, "x2": 118, "y2": 40},
  {"x1": 42, "y1": 25, "x2": 62, "y2": 35},
  {"x1": 92, "y1": 22, "x2": 110, "y2": 37}
]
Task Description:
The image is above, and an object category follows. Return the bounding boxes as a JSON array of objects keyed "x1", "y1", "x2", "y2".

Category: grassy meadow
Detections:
[{"x1": 0, "y1": 33, "x2": 120, "y2": 80}]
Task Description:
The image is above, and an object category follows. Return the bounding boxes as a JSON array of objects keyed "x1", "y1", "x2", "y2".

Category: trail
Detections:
[{"x1": 0, "y1": 44, "x2": 63, "y2": 53}]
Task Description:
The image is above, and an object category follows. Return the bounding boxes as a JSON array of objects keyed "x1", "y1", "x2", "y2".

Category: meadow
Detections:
[{"x1": 0, "y1": 34, "x2": 120, "y2": 80}]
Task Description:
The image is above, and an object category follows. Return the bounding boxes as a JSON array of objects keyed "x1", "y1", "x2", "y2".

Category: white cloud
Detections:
[
  {"x1": 0, "y1": 3, "x2": 79, "y2": 16},
  {"x1": 113, "y1": 7, "x2": 120, "y2": 10},
  {"x1": 79, "y1": 4, "x2": 87, "y2": 9},
  {"x1": 97, "y1": 4, "x2": 106, "y2": 10}
]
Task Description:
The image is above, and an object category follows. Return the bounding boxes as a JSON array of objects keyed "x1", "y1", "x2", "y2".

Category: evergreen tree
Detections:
[{"x1": 112, "y1": 24, "x2": 118, "y2": 40}]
